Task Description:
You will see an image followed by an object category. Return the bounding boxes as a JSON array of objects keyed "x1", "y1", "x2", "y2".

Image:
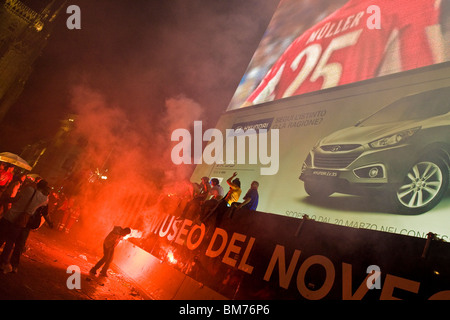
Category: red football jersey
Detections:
[{"x1": 246, "y1": 0, "x2": 442, "y2": 105}]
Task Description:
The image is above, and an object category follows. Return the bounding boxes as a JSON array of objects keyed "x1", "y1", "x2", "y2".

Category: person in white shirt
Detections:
[{"x1": 0, "y1": 180, "x2": 49, "y2": 272}]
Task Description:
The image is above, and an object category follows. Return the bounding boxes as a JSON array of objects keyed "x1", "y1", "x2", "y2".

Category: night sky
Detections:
[{"x1": 0, "y1": 0, "x2": 279, "y2": 154}]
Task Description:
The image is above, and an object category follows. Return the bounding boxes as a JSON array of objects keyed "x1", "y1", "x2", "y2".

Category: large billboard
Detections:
[
  {"x1": 191, "y1": 62, "x2": 450, "y2": 241},
  {"x1": 227, "y1": 0, "x2": 450, "y2": 111}
]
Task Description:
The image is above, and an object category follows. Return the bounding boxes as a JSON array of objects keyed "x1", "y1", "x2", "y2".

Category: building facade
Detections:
[{"x1": 0, "y1": 0, "x2": 65, "y2": 123}]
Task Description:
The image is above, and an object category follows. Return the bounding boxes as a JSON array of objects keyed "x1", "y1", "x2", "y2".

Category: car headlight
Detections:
[{"x1": 369, "y1": 127, "x2": 421, "y2": 149}]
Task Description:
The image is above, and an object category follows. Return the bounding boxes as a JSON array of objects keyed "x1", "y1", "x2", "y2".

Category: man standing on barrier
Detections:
[{"x1": 203, "y1": 172, "x2": 242, "y2": 228}]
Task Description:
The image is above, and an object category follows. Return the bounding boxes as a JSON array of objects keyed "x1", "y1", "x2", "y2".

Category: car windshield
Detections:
[{"x1": 359, "y1": 90, "x2": 450, "y2": 126}]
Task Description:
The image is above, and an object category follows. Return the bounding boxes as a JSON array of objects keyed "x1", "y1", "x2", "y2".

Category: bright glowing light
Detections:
[
  {"x1": 122, "y1": 229, "x2": 143, "y2": 241},
  {"x1": 167, "y1": 251, "x2": 177, "y2": 264},
  {"x1": 34, "y1": 21, "x2": 43, "y2": 31}
]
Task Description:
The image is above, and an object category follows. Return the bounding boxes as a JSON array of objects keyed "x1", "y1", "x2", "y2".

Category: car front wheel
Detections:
[{"x1": 393, "y1": 157, "x2": 449, "y2": 214}]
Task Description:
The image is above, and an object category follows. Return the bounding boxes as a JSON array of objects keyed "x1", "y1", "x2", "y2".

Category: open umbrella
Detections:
[
  {"x1": 0, "y1": 152, "x2": 32, "y2": 171},
  {"x1": 27, "y1": 173, "x2": 42, "y2": 181}
]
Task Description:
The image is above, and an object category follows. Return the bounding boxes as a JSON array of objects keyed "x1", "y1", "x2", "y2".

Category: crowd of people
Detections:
[
  {"x1": 0, "y1": 158, "x2": 260, "y2": 276},
  {"x1": 180, "y1": 172, "x2": 260, "y2": 229},
  {"x1": 0, "y1": 162, "x2": 52, "y2": 273},
  {"x1": 0, "y1": 162, "x2": 82, "y2": 274}
]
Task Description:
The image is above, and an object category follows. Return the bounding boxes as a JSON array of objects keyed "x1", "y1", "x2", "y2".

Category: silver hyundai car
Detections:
[{"x1": 299, "y1": 87, "x2": 450, "y2": 214}]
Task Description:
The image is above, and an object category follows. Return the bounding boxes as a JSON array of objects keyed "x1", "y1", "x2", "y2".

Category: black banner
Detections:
[{"x1": 133, "y1": 197, "x2": 450, "y2": 300}]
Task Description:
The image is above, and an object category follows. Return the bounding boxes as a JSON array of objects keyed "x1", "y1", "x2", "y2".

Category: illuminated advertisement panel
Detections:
[
  {"x1": 227, "y1": 0, "x2": 450, "y2": 111},
  {"x1": 191, "y1": 63, "x2": 450, "y2": 240}
]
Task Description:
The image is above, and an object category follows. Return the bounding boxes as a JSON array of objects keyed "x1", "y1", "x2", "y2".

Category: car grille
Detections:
[
  {"x1": 320, "y1": 144, "x2": 360, "y2": 152},
  {"x1": 313, "y1": 152, "x2": 362, "y2": 169}
]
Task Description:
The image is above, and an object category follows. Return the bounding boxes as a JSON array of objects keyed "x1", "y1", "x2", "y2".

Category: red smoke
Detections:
[{"x1": 64, "y1": 85, "x2": 203, "y2": 249}]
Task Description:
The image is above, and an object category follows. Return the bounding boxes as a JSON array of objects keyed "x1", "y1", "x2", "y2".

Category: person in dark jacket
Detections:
[
  {"x1": 9, "y1": 204, "x2": 54, "y2": 273},
  {"x1": 89, "y1": 226, "x2": 131, "y2": 277},
  {"x1": 0, "y1": 180, "x2": 49, "y2": 273},
  {"x1": 236, "y1": 181, "x2": 259, "y2": 211}
]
